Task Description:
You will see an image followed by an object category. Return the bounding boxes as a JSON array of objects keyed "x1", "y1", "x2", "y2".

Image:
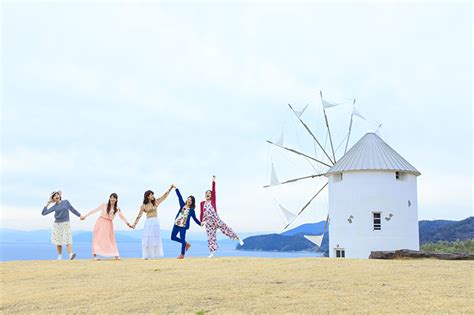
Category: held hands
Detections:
[
  {"x1": 80, "y1": 215, "x2": 86, "y2": 220},
  {"x1": 126, "y1": 222, "x2": 134, "y2": 229}
]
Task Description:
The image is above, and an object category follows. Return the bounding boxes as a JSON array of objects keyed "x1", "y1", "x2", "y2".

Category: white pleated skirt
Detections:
[
  {"x1": 51, "y1": 221, "x2": 73, "y2": 245},
  {"x1": 142, "y1": 217, "x2": 164, "y2": 259}
]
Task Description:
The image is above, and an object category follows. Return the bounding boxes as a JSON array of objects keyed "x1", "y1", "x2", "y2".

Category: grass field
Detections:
[{"x1": 1, "y1": 258, "x2": 473, "y2": 314}]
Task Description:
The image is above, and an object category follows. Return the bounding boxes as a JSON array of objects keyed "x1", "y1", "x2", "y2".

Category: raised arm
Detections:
[
  {"x1": 211, "y1": 176, "x2": 216, "y2": 205},
  {"x1": 41, "y1": 202, "x2": 55, "y2": 216},
  {"x1": 84, "y1": 204, "x2": 105, "y2": 218},
  {"x1": 66, "y1": 200, "x2": 82, "y2": 218},
  {"x1": 155, "y1": 184, "x2": 175, "y2": 206},
  {"x1": 175, "y1": 188, "x2": 185, "y2": 208}
]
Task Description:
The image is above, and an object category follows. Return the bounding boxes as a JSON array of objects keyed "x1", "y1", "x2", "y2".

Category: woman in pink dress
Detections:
[{"x1": 81, "y1": 193, "x2": 133, "y2": 260}]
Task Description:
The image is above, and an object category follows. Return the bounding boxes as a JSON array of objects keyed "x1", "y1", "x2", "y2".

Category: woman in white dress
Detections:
[{"x1": 132, "y1": 185, "x2": 175, "y2": 259}]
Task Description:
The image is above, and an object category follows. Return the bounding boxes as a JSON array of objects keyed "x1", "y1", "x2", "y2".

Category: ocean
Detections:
[{"x1": 0, "y1": 239, "x2": 323, "y2": 261}]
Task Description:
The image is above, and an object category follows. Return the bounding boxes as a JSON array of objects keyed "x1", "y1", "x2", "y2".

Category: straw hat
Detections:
[{"x1": 49, "y1": 190, "x2": 62, "y2": 201}]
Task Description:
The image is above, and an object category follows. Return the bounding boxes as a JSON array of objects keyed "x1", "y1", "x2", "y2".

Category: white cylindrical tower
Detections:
[{"x1": 325, "y1": 133, "x2": 420, "y2": 258}]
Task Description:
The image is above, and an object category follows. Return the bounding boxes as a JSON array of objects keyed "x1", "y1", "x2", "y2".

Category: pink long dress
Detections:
[{"x1": 85, "y1": 204, "x2": 129, "y2": 257}]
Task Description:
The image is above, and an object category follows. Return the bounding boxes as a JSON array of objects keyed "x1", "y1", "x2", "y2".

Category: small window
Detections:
[
  {"x1": 373, "y1": 212, "x2": 381, "y2": 230},
  {"x1": 396, "y1": 171, "x2": 406, "y2": 181},
  {"x1": 335, "y1": 248, "x2": 345, "y2": 258},
  {"x1": 333, "y1": 173, "x2": 343, "y2": 183}
]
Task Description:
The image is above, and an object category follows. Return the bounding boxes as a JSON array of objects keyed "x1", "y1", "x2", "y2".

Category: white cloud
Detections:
[
  {"x1": 1, "y1": 1, "x2": 471, "y2": 231},
  {"x1": 2, "y1": 147, "x2": 78, "y2": 174}
]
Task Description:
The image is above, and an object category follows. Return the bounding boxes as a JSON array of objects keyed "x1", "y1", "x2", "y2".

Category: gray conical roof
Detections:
[{"x1": 326, "y1": 133, "x2": 421, "y2": 176}]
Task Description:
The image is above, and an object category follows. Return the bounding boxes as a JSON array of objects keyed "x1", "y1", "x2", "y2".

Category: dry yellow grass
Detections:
[{"x1": 1, "y1": 257, "x2": 473, "y2": 314}]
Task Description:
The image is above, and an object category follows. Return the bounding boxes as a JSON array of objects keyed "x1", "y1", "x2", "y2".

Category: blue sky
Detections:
[{"x1": 1, "y1": 1, "x2": 472, "y2": 232}]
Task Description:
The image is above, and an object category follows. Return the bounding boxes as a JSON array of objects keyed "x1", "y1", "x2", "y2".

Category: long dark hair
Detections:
[
  {"x1": 107, "y1": 193, "x2": 119, "y2": 215},
  {"x1": 187, "y1": 195, "x2": 196, "y2": 208},
  {"x1": 143, "y1": 190, "x2": 155, "y2": 206}
]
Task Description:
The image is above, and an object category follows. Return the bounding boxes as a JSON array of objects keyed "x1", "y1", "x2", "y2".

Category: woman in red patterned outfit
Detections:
[{"x1": 199, "y1": 176, "x2": 244, "y2": 258}]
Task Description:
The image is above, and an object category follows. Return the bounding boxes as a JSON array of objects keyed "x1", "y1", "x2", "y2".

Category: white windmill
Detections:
[{"x1": 265, "y1": 91, "x2": 420, "y2": 258}]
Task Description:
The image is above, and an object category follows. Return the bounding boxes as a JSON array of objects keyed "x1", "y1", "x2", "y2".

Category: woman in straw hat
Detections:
[{"x1": 41, "y1": 191, "x2": 82, "y2": 260}]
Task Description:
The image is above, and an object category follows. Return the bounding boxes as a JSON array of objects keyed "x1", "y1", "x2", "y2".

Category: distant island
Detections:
[
  {"x1": 237, "y1": 222, "x2": 329, "y2": 254},
  {"x1": 1, "y1": 217, "x2": 472, "y2": 256},
  {"x1": 237, "y1": 217, "x2": 474, "y2": 255}
]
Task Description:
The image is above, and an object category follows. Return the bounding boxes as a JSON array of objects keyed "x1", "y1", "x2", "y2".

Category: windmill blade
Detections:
[
  {"x1": 374, "y1": 123, "x2": 383, "y2": 135},
  {"x1": 288, "y1": 104, "x2": 335, "y2": 165},
  {"x1": 304, "y1": 235, "x2": 323, "y2": 247},
  {"x1": 320, "y1": 90, "x2": 346, "y2": 109},
  {"x1": 304, "y1": 213, "x2": 329, "y2": 247},
  {"x1": 344, "y1": 101, "x2": 363, "y2": 154},
  {"x1": 277, "y1": 203, "x2": 297, "y2": 223},
  {"x1": 334, "y1": 132, "x2": 349, "y2": 154},
  {"x1": 283, "y1": 182, "x2": 328, "y2": 230},
  {"x1": 269, "y1": 163, "x2": 280, "y2": 186},
  {"x1": 263, "y1": 173, "x2": 326, "y2": 188},
  {"x1": 320, "y1": 91, "x2": 337, "y2": 164},
  {"x1": 322, "y1": 213, "x2": 330, "y2": 234},
  {"x1": 276, "y1": 129, "x2": 284, "y2": 146},
  {"x1": 344, "y1": 114, "x2": 354, "y2": 154},
  {"x1": 321, "y1": 99, "x2": 340, "y2": 109},
  {"x1": 305, "y1": 213, "x2": 330, "y2": 247},
  {"x1": 266, "y1": 140, "x2": 332, "y2": 168},
  {"x1": 295, "y1": 104, "x2": 309, "y2": 118},
  {"x1": 352, "y1": 106, "x2": 366, "y2": 120},
  {"x1": 295, "y1": 182, "x2": 328, "y2": 217},
  {"x1": 323, "y1": 108, "x2": 336, "y2": 163}
]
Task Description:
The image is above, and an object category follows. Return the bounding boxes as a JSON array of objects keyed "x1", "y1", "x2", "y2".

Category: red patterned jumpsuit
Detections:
[{"x1": 203, "y1": 201, "x2": 239, "y2": 253}]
